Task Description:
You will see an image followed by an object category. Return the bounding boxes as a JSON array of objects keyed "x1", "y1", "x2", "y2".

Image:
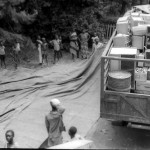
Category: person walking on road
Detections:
[
  {"x1": 4, "y1": 130, "x2": 19, "y2": 148},
  {"x1": 37, "y1": 36, "x2": 43, "y2": 65},
  {"x1": 45, "y1": 98, "x2": 66, "y2": 148}
]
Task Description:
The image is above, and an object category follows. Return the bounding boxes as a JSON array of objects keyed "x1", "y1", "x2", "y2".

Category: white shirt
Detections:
[
  {"x1": 14, "y1": 43, "x2": 21, "y2": 52},
  {"x1": 70, "y1": 134, "x2": 84, "y2": 141},
  {"x1": 51, "y1": 40, "x2": 60, "y2": 51},
  {"x1": 93, "y1": 42, "x2": 103, "y2": 51},
  {"x1": 92, "y1": 36, "x2": 99, "y2": 43},
  {"x1": 0, "y1": 46, "x2": 5, "y2": 55},
  {"x1": 4, "y1": 142, "x2": 19, "y2": 148}
]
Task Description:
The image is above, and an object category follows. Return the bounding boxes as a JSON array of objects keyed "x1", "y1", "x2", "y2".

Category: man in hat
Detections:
[{"x1": 45, "y1": 98, "x2": 66, "y2": 148}]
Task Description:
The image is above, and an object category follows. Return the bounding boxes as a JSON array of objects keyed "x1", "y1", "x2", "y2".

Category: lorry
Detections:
[{"x1": 100, "y1": 5, "x2": 150, "y2": 130}]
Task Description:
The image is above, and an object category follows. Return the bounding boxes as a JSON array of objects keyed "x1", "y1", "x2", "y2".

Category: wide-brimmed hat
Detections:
[{"x1": 50, "y1": 98, "x2": 60, "y2": 106}]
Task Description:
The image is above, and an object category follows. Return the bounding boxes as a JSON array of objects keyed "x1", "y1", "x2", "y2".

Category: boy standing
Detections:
[
  {"x1": 4, "y1": 130, "x2": 19, "y2": 148},
  {"x1": 49, "y1": 35, "x2": 61, "y2": 64},
  {"x1": 68, "y1": 126, "x2": 84, "y2": 141}
]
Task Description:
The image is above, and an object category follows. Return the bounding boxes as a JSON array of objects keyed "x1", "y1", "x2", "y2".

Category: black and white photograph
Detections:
[{"x1": 0, "y1": 0, "x2": 150, "y2": 149}]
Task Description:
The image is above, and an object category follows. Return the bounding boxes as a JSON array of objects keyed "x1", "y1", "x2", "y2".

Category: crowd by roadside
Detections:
[{"x1": 0, "y1": 28, "x2": 104, "y2": 70}]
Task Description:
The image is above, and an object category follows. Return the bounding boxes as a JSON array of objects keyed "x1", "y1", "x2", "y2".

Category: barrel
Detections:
[{"x1": 108, "y1": 71, "x2": 131, "y2": 92}]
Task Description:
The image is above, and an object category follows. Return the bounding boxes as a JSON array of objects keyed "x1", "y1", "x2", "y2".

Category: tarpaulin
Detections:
[{"x1": 0, "y1": 48, "x2": 103, "y2": 148}]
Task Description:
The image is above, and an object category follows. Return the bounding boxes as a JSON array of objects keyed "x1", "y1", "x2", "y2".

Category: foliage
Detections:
[{"x1": 0, "y1": 0, "x2": 147, "y2": 50}]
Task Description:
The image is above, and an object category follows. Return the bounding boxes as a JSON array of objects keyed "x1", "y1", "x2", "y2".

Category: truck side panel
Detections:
[{"x1": 101, "y1": 91, "x2": 150, "y2": 124}]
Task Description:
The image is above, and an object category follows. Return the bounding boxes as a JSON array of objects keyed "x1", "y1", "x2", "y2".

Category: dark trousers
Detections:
[
  {"x1": 54, "y1": 50, "x2": 60, "y2": 64},
  {"x1": 42, "y1": 53, "x2": 48, "y2": 65},
  {"x1": 0, "y1": 55, "x2": 6, "y2": 68}
]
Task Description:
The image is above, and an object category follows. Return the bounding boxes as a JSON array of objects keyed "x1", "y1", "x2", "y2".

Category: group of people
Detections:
[
  {"x1": 0, "y1": 40, "x2": 21, "y2": 69},
  {"x1": 36, "y1": 29, "x2": 104, "y2": 66},
  {"x1": 37, "y1": 34, "x2": 62, "y2": 65},
  {"x1": 69, "y1": 29, "x2": 104, "y2": 61},
  {"x1": 45, "y1": 98, "x2": 84, "y2": 148},
  {"x1": 0, "y1": 29, "x2": 103, "y2": 69},
  {"x1": 4, "y1": 98, "x2": 83, "y2": 148}
]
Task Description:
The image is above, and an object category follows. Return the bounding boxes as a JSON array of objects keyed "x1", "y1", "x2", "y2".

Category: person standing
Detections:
[
  {"x1": 4, "y1": 130, "x2": 19, "y2": 148},
  {"x1": 69, "y1": 29, "x2": 79, "y2": 61},
  {"x1": 41, "y1": 37, "x2": 48, "y2": 65},
  {"x1": 92, "y1": 37, "x2": 104, "y2": 53},
  {"x1": 13, "y1": 40, "x2": 21, "y2": 62},
  {"x1": 68, "y1": 126, "x2": 84, "y2": 141},
  {"x1": 12, "y1": 40, "x2": 21, "y2": 69},
  {"x1": 0, "y1": 41, "x2": 6, "y2": 69},
  {"x1": 58, "y1": 35, "x2": 63, "y2": 58},
  {"x1": 91, "y1": 32, "x2": 99, "y2": 50},
  {"x1": 45, "y1": 98, "x2": 66, "y2": 148},
  {"x1": 49, "y1": 35, "x2": 61, "y2": 64},
  {"x1": 79, "y1": 29, "x2": 90, "y2": 59},
  {"x1": 36, "y1": 36, "x2": 43, "y2": 65}
]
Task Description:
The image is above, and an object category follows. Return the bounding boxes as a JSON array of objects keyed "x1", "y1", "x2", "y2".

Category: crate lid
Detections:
[
  {"x1": 108, "y1": 71, "x2": 131, "y2": 79},
  {"x1": 110, "y1": 47, "x2": 137, "y2": 55}
]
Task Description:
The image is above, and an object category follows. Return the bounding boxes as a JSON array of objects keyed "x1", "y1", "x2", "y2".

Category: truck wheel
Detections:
[{"x1": 121, "y1": 121, "x2": 128, "y2": 126}]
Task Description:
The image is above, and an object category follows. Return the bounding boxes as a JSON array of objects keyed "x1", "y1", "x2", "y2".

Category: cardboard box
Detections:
[
  {"x1": 137, "y1": 53, "x2": 144, "y2": 67},
  {"x1": 136, "y1": 80, "x2": 150, "y2": 95},
  {"x1": 135, "y1": 67, "x2": 147, "y2": 81},
  {"x1": 132, "y1": 35, "x2": 145, "y2": 50},
  {"x1": 131, "y1": 17, "x2": 144, "y2": 27},
  {"x1": 116, "y1": 21, "x2": 129, "y2": 34}
]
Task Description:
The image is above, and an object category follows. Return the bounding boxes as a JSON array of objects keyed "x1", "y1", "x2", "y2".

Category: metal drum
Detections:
[{"x1": 108, "y1": 71, "x2": 131, "y2": 92}]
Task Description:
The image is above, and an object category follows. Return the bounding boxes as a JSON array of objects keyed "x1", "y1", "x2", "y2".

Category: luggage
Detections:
[
  {"x1": 117, "y1": 16, "x2": 129, "y2": 22},
  {"x1": 140, "y1": 14, "x2": 150, "y2": 22},
  {"x1": 137, "y1": 53, "x2": 144, "y2": 67},
  {"x1": 113, "y1": 34, "x2": 129, "y2": 47},
  {"x1": 131, "y1": 12, "x2": 140, "y2": 17},
  {"x1": 116, "y1": 21, "x2": 129, "y2": 34},
  {"x1": 131, "y1": 17, "x2": 144, "y2": 27},
  {"x1": 132, "y1": 25, "x2": 147, "y2": 35},
  {"x1": 135, "y1": 67, "x2": 147, "y2": 82},
  {"x1": 132, "y1": 35, "x2": 145, "y2": 49}
]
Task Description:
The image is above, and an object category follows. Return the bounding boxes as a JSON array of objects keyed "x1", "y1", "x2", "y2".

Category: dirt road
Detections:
[{"x1": 0, "y1": 48, "x2": 150, "y2": 149}]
